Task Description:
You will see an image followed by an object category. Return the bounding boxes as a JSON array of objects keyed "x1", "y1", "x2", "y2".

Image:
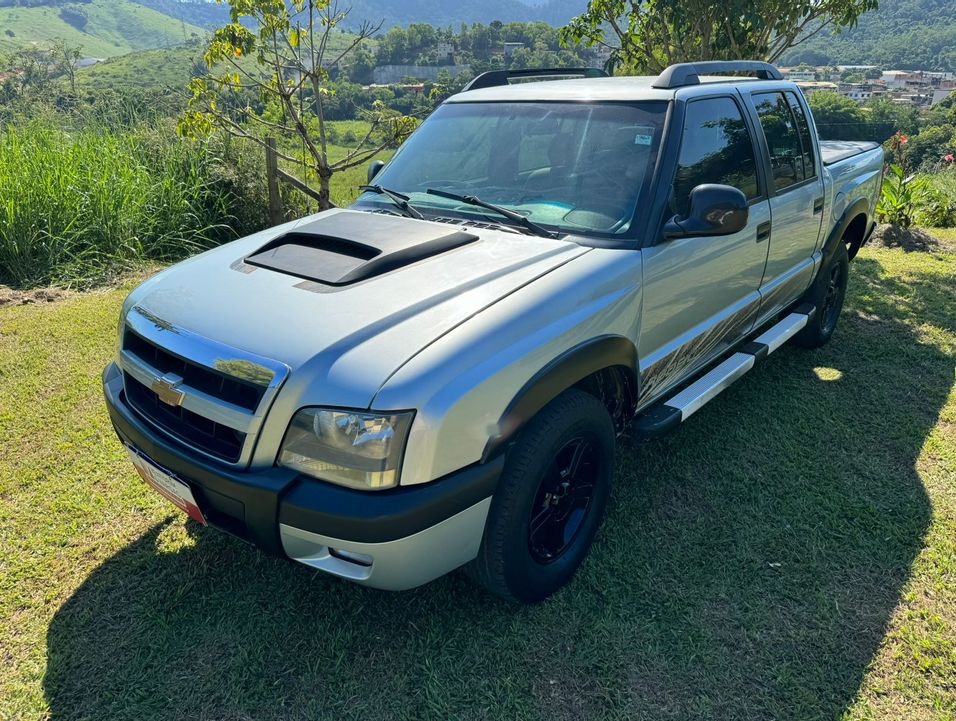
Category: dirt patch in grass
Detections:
[
  {"x1": 0, "y1": 286, "x2": 76, "y2": 307},
  {"x1": 0, "y1": 268, "x2": 159, "y2": 308},
  {"x1": 869, "y1": 225, "x2": 952, "y2": 253}
]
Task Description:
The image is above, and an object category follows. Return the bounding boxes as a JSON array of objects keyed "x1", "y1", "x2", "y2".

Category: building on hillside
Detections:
[
  {"x1": 931, "y1": 87, "x2": 955, "y2": 106},
  {"x1": 781, "y1": 67, "x2": 817, "y2": 82},
  {"x1": 881, "y1": 70, "x2": 919, "y2": 88},
  {"x1": 372, "y1": 64, "x2": 471, "y2": 84},
  {"x1": 435, "y1": 42, "x2": 455, "y2": 62},
  {"x1": 837, "y1": 82, "x2": 885, "y2": 103},
  {"x1": 587, "y1": 45, "x2": 614, "y2": 69},
  {"x1": 795, "y1": 80, "x2": 838, "y2": 96},
  {"x1": 365, "y1": 83, "x2": 426, "y2": 95}
]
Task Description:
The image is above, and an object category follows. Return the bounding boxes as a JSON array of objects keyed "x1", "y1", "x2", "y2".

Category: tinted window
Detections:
[
  {"x1": 672, "y1": 97, "x2": 759, "y2": 217},
  {"x1": 785, "y1": 91, "x2": 815, "y2": 179},
  {"x1": 753, "y1": 92, "x2": 806, "y2": 190}
]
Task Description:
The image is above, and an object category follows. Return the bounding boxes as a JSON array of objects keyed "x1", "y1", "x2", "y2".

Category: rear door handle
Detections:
[
  {"x1": 756, "y1": 221, "x2": 771, "y2": 242},
  {"x1": 813, "y1": 197, "x2": 825, "y2": 215}
]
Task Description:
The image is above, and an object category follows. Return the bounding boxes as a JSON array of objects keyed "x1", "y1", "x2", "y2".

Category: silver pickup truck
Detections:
[{"x1": 103, "y1": 61, "x2": 884, "y2": 603}]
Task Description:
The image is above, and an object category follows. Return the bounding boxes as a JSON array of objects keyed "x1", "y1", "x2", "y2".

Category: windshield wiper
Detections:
[
  {"x1": 359, "y1": 184, "x2": 425, "y2": 220},
  {"x1": 425, "y1": 188, "x2": 556, "y2": 238}
]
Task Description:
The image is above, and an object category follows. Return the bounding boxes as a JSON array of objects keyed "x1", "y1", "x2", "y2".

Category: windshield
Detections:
[{"x1": 353, "y1": 101, "x2": 668, "y2": 236}]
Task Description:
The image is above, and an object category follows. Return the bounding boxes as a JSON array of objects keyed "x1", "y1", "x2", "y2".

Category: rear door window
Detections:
[
  {"x1": 672, "y1": 96, "x2": 760, "y2": 217},
  {"x1": 752, "y1": 92, "x2": 808, "y2": 191},
  {"x1": 785, "y1": 92, "x2": 816, "y2": 179}
]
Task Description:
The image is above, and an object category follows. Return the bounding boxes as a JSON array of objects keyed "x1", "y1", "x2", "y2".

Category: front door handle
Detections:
[
  {"x1": 813, "y1": 197, "x2": 825, "y2": 215},
  {"x1": 756, "y1": 221, "x2": 771, "y2": 242}
]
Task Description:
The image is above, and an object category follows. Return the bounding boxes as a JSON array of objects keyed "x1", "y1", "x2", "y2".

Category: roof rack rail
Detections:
[
  {"x1": 651, "y1": 61, "x2": 783, "y2": 89},
  {"x1": 462, "y1": 67, "x2": 608, "y2": 92}
]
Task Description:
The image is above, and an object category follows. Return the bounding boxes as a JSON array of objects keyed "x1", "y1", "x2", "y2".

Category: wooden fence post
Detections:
[{"x1": 264, "y1": 137, "x2": 283, "y2": 226}]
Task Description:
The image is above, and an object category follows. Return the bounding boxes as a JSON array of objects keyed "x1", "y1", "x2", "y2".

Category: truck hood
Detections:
[{"x1": 125, "y1": 209, "x2": 588, "y2": 408}]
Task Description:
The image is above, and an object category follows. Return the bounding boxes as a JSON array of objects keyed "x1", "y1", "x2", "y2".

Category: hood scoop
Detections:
[{"x1": 245, "y1": 211, "x2": 479, "y2": 286}]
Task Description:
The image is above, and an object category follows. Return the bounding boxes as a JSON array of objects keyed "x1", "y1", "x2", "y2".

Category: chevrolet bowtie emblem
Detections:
[{"x1": 151, "y1": 372, "x2": 186, "y2": 407}]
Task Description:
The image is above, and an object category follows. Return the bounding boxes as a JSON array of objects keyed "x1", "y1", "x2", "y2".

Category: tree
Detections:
[
  {"x1": 806, "y1": 91, "x2": 866, "y2": 140},
  {"x1": 560, "y1": 0, "x2": 879, "y2": 74},
  {"x1": 864, "y1": 94, "x2": 919, "y2": 139},
  {"x1": 52, "y1": 37, "x2": 82, "y2": 95},
  {"x1": 178, "y1": 0, "x2": 415, "y2": 210}
]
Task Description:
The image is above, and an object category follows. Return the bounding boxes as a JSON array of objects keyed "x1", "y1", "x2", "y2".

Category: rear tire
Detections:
[
  {"x1": 792, "y1": 240, "x2": 849, "y2": 349},
  {"x1": 465, "y1": 389, "x2": 615, "y2": 603}
]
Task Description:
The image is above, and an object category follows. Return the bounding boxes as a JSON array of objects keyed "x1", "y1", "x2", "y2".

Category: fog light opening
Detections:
[{"x1": 329, "y1": 547, "x2": 373, "y2": 567}]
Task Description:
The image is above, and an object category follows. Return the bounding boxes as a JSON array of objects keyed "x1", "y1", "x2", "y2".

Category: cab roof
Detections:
[{"x1": 447, "y1": 74, "x2": 767, "y2": 103}]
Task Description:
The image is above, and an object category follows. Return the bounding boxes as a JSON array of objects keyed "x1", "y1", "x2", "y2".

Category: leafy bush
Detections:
[
  {"x1": 0, "y1": 119, "x2": 271, "y2": 288},
  {"x1": 877, "y1": 131, "x2": 926, "y2": 228},
  {"x1": 914, "y1": 170, "x2": 956, "y2": 227},
  {"x1": 877, "y1": 164, "x2": 929, "y2": 227}
]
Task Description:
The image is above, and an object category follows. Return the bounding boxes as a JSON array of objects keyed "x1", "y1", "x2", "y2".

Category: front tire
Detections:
[
  {"x1": 792, "y1": 240, "x2": 849, "y2": 349},
  {"x1": 466, "y1": 389, "x2": 615, "y2": 603}
]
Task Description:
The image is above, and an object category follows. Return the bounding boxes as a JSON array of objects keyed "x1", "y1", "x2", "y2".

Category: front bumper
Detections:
[{"x1": 103, "y1": 362, "x2": 502, "y2": 590}]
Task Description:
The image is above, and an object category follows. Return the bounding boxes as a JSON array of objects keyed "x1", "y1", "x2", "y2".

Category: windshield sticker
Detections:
[{"x1": 634, "y1": 127, "x2": 655, "y2": 145}]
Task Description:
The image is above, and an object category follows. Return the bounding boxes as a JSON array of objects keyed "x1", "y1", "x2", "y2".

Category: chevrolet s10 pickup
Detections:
[{"x1": 104, "y1": 61, "x2": 884, "y2": 602}]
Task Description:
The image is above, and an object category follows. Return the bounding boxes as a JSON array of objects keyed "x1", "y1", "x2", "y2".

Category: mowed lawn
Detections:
[{"x1": 1, "y1": 240, "x2": 954, "y2": 721}]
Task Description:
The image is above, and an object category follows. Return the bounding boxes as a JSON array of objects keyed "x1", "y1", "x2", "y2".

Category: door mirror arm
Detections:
[{"x1": 367, "y1": 160, "x2": 385, "y2": 184}]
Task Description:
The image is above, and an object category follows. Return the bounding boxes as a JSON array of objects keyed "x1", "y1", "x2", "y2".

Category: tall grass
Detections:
[{"x1": 0, "y1": 117, "x2": 271, "y2": 288}]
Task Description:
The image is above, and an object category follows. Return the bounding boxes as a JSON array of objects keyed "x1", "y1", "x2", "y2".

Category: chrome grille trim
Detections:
[
  {"x1": 120, "y1": 349, "x2": 256, "y2": 432},
  {"x1": 119, "y1": 306, "x2": 290, "y2": 466}
]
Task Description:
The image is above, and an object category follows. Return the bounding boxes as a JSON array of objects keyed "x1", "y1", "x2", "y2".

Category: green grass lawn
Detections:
[{"x1": 1, "y1": 241, "x2": 954, "y2": 720}]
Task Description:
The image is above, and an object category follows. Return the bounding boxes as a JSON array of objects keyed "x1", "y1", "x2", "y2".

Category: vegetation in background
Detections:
[
  {"x1": 179, "y1": 0, "x2": 415, "y2": 210},
  {"x1": 1, "y1": 241, "x2": 954, "y2": 720},
  {"x1": 917, "y1": 169, "x2": 956, "y2": 227},
  {"x1": 561, "y1": 0, "x2": 878, "y2": 73},
  {"x1": 780, "y1": 0, "x2": 956, "y2": 71},
  {"x1": 0, "y1": 116, "x2": 271, "y2": 288},
  {"x1": 806, "y1": 91, "x2": 921, "y2": 142},
  {"x1": 0, "y1": 0, "x2": 206, "y2": 58},
  {"x1": 877, "y1": 131, "x2": 922, "y2": 227}
]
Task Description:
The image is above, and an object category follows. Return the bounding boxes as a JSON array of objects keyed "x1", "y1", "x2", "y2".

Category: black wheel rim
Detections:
[
  {"x1": 820, "y1": 262, "x2": 843, "y2": 333},
  {"x1": 527, "y1": 435, "x2": 599, "y2": 563}
]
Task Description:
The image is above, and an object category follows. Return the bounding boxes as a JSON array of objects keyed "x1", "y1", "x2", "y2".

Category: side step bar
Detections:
[{"x1": 633, "y1": 304, "x2": 816, "y2": 439}]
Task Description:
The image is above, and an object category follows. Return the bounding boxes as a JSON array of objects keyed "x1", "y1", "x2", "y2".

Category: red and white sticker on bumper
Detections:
[{"x1": 126, "y1": 447, "x2": 207, "y2": 526}]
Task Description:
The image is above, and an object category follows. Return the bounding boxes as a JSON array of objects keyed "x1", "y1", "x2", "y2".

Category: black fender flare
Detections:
[
  {"x1": 481, "y1": 335, "x2": 638, "y2": 462},
  {"x1": 822, "y1": 197, "x2": 870, "y2": 267}
]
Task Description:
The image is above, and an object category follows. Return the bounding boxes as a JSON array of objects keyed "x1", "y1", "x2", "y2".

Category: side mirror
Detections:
[
  {"x1": 367, "y1": 160, "x2": 385, "y2": 184},
  {"x1": 663, "y1": 184, "x2": 748, "y2": 239}
]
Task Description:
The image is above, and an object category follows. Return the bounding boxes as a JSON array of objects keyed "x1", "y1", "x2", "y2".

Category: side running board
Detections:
[{"x1": 633, "y1": 304, "x2": 816, "y2": 439}]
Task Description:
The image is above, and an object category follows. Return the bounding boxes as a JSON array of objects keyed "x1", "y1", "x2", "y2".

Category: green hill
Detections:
[
  {"x1": 75, "y1": 30, "x2": 371, "y2": 93},
  {"x1": 780, "y1": 0, "x2": 956, "y2": 72},
  {"x1": 129, "y1": 0, "x2": 585, "y2": 30},
  {"x1": 0, "y1": 0, "x2": 206, "y2": 58},
  {"x1": 76, "y1": 43, "x2": 203, "y2": 91}
]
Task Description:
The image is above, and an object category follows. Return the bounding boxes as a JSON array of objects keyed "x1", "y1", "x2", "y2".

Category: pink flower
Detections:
[
  {"x1": 897, "y1": 132, "x2": 908, "y2": 145},
  {"x1": 945, "y1": 154, "x2": 955, "y2": 163}
]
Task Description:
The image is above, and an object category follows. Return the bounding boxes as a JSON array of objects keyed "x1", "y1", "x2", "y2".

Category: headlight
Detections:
[{"x1": 278, "y1": 408, "x2": 414, "y2": 490}]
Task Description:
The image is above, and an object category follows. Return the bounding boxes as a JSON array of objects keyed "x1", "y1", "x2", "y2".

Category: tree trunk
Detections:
[{"x1": 318, "y1": 172, "x2": 332, "y2": 211}]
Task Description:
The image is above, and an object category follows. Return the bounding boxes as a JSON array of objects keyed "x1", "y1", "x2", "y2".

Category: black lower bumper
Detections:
[{"x1": 103, "y1": 364, "x2": 502, "y2": 554}]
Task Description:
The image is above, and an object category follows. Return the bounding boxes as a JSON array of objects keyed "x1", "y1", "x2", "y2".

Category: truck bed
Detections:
[{"x1": 820, "y1": 140, "x2": 882, "y2": 166}]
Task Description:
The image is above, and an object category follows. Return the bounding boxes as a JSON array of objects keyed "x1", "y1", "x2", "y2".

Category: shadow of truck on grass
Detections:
[{"x1": 44, "y1": 253, "x2": 952, "y2": 721}]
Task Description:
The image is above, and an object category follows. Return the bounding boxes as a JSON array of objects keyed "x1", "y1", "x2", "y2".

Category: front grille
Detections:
[
  {"x1": 124, "y1": 371, "x2": 246, "y2": 463},
  {"x1": 124, "y1": 330, "x2": 265, "y2": 411}
]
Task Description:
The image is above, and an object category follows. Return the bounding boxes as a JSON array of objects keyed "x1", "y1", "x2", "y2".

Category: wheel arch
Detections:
[
  {"x1": 826, "y1": 198, "x2": 871, "y2": 263},
  {"x1": 481, "y1": 335, "x2": 638, "y2": 462}
]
